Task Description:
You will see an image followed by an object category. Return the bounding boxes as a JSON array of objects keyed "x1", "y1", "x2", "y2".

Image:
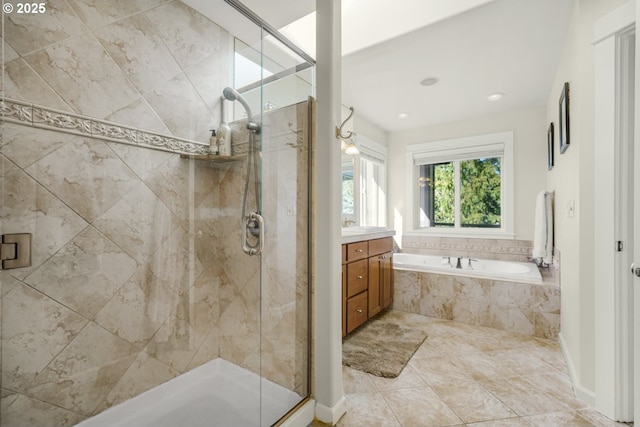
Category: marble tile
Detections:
[
  {"x1": 25, "y1": 138, "x2": 139, "y2": 222},
  {"x1": 489, "y1": 305, "x2": 535, "y2": 336},
  {"x1": 480, "y1": 374, "x2": 574, "y2": 416},
  {"x1": 524, "y1": 411, "x2": 606, "y2": 426},
  {"x1": 25, "y1": 33, "x2": 140, "y2": 119},
  {"x1": 186, "y1": 326, "x2": 220, "y2": 370},
  {"x1": 420, "y1": 294, "x2": 454, "y2": 319},
  {"x1": 144, "y1": 72, "x2": 215, "y2": 143},
  {"x1": 1, "y1": 158, "x2": 88, "y2": 280},
  {"x1": 466, "y1": 418, "x2": 532, "y2": 427},
  {"x1": 104, "y1": 97, "x2": 172, "y2": 135},
  {"x1": 520, "y1": 371, "x2": 586, "y2": 411},
  {"x1": 94, "y1": 13, "x2": 181, "y2": 94},
  {"x1": 432, "y1": 381, "x2": 516, "y2": 423},
  {"x1": 95, "y1": 351, "x2": 179, "y2": 413},
  {"x1": 576, "y1": 408, "x2": 631, "y2": 426},
  {"x1": 94, "y1": 264, "x2": 179, "y2": 348},
  {"x1": 486, "y1": 347, "x2": 558, "y2": 374},
  {"x1": 2, "y1": 283, "x2": 87, "y2": 391},
  {"x1": 422, "y1": 273, "x2": 458, "y2": 298},
  {"x1": 184, "y1": 52, "x2": 230, "y2": 121},
  {"x1": 136, "y1": 0, "x2": 173, "y2": 10},
  {"x1": 534, "y1": 311, "x2": 560, "y2": 339},
  {"x1": 448, "y1": 352, "x2": 519, "y2": 381},
  {"x1": 336, "y1": 391, "x2": 400, "y2": 427},
  {"x1": 452, "y1": 299, "x2": 491, "y2": 326},
  {"x1": 3, "y1": 58, "x2": 72, "y2": 110},
  {"x1": 2, "y1": 0, "x2": 86, "y2": 56},
  {"x1": 341, "y1": 366, "x2": 377, "y2": 395},
  {"x1": 409, "y1": 355, "x2": 475, "y2": 386},
  {"x1": 491, "y1": 280, "x2": 536, "y2": 309},
  {"x1": 67, "y1": 0, "x2": 143, "y2": 30},
  {"x1": 94, "y1": 181, "x2": 180, "y2": 264},
  {"x1": 107, "y1": 143, "x2": 213, "y2": 218},
  {"x1": 24, "y1": 322, "x2": 138, "y2": 416},
  {"x1": 25, "y1": 226, "x2": 137, "y2": 319},
  {"x1": 411, "y1": 331, "x2": 479, "y2": 359},
  {"x1": 391, "y1": 270, "x2": 421, "y2": 313},
  {"x1": 2, "y1": 40, "x2": 19, "y2": 61},
  {"x1": 535, "y1": 284, "x2": 561, "y2": 313},
  {"x1": 144, "y1": 1, "x2": 225, "y2": 70},
  {"x1": 368, "y1": 364, "x2": 427, "y2": 392},
  {"x1": 382, "y1": 386, "x2": 463, "y2": 427},
  {"x1": 456, "y1": 276, "x2": 492, "y2": 302},
  {"x1": 1, "y1": 390, "x2": 85, "y2": 427},
  {"x1": 1, "y1": 124, "x2": 72, "y2": 169}
]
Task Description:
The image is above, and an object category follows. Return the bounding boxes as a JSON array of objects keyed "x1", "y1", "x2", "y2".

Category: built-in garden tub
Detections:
[{"x1": 392, "y1": 253, "x2": 560, "y2": 339}]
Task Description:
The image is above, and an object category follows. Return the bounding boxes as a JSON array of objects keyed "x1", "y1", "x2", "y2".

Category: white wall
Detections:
[
  {"x1": 387, "y1": 106, "x2": 547, "y2": 242},
  {"x1": 547, "y1": 0, "x2": 628, "y2": 403}
]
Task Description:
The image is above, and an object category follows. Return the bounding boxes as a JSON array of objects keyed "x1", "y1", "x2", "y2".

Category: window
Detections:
[
  {"x1": 407, "y1": 132, "x2": 514, "y2": 237},
  {"x1": 341, "y1": 135, "x2": 387, "y2": 228},
  {"x1": 360, "y1": 150, "x2": 386, "y2": 227}
]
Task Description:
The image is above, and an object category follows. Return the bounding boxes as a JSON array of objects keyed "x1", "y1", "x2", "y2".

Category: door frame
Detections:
[{"x1": 594, "y1": 0, "x2": 635, "y2": 421}]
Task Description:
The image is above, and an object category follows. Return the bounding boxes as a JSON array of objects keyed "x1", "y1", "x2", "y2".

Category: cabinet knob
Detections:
[
  {"x1": 356, "y1": 309, "x2": 363, "y2": 313},
  {"x1": 356, "y1": 249, "x2": 363, "y2": 253},
  {"x1": 357, "y1": 275, "x2": 363, "y2": 279}
]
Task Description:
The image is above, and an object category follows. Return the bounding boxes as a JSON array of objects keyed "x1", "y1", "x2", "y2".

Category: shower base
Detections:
[{"x1": 76, "y1": 358, "x2": 303, "y2": 427}]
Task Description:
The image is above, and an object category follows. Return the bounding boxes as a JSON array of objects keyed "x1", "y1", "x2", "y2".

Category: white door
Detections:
[{"x1": 635, "y1": 1, "x2": 640, "y2": 420}]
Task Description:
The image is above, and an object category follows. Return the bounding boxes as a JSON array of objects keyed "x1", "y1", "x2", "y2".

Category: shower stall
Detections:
[{"x1": 0, "y1": 1, "x2": 314, "y2": 426}]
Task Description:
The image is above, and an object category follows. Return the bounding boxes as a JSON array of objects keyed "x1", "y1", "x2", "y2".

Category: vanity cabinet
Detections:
[{"x1": 342, "y1": 236, "x2": 393, "y2": 336}]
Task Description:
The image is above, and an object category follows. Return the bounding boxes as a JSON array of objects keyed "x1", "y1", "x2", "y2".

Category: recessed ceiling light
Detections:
[
  {"x1": 487, "y1": 92, "x2": 504, "y2": 101},
  {"x1": 398, "y1": 112, "x2": 410, "y2": 119},
  {"x1": 420, "y1": 77, "x2": 439, "y2": 86}
]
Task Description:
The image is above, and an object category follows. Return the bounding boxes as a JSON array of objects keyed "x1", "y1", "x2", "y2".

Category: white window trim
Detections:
[
  {"x1": 405, "y1": 131, "x2": 515, "y2": 239},
  {"x1": 357, "y1": 135, "x2": 388, "y2": 227}
]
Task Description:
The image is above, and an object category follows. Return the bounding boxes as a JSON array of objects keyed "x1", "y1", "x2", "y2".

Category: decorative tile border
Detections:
[
  {"x1": 1, "y1": 98, "x2": 209, "y2": 155},
  {"x1": 402, "y1": 235, "x2": 533, "y2": 262}
]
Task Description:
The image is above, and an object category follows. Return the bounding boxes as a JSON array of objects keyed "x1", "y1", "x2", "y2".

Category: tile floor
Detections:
[{"x1": 314, "y1": 310, "x2": 634, "y2": 427}]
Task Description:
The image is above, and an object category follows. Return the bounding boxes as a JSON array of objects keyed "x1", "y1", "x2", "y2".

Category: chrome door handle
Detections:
[{"x1": 241, "y1": 212, "x2": 264, "y2": 256}]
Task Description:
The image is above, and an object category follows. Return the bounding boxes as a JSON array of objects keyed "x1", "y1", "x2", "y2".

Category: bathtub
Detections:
[
  {"x1": 392, "y1": 252, "x2": 560, "y2": 339},
  {"x1": 393, "y1": 253, "x2": 542, "y2": 284}
]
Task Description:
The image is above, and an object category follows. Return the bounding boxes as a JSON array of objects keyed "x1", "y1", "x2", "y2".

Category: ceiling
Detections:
[{"x1": 185, "y1": 0, "x2": 576, "y2": 134}]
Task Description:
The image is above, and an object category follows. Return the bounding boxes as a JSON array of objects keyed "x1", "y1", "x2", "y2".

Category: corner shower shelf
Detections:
[{"x1": 180, "y1": 154, "x2": 246, "y2": 163}]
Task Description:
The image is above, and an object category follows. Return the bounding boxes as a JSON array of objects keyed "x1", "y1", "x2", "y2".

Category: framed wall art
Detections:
[
  {"x1": 559, "y1": 82, "x2": 570, "y2": 154},
  {"x1": 547, "y1": 122, "x2": 554, "y2": 170}
]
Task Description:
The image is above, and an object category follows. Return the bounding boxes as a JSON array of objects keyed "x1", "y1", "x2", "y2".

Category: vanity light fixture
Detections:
[{"x1": 337, "y1": 106, "x2": 359, "y2": 155}]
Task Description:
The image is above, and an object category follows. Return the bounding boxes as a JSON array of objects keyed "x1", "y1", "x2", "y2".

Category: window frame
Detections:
[{"x1": 405, "y1": 131, "x2": 514, "y2": 238}]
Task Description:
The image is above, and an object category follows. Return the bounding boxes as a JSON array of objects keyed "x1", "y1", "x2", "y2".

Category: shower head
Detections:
[{"x1": 222, "y1": 87, "x2": 258, "y2": 131}]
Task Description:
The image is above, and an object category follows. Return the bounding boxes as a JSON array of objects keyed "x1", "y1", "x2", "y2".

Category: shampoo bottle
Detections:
[
  {"x1": 217, "y1": 121, "x2": 231, "y2": 156},
  {"x1": 209, "y1": 129, "x2": 218, "y2": 154}
]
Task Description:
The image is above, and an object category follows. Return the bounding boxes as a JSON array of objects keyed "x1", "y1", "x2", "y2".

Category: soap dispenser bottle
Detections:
[
  {"x1": 217, "y1": 121, "x2": 231, "y2": 156},
  {"x1": 208, "y1": 129, "x2": 218, "y2": 155}
]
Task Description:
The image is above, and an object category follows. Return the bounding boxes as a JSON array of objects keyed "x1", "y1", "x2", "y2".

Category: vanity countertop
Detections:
[{"x1": 340, "y1": 227, "x2": 396, "y2": 244}]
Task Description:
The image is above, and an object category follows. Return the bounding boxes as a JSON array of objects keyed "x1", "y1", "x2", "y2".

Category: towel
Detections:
[{"x1": 532, "y1": 191, "x2": 553, "y2": 264}]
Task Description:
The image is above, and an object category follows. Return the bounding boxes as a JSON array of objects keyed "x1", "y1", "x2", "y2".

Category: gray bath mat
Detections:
[{"x1": 342, "y1": 311, "x2": 428, "y2": 378}]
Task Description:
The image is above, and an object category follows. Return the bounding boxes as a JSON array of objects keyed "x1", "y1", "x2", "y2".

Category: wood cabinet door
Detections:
[
  {"x1": 342, "y1": 264, "x2": 346, "y2": 338},
  {"x1": 381, "y1": 252, "x2": 393, "y2": 308},
  {"x1": 368, "y1": 256, "x2": 382, "y2": 317}
]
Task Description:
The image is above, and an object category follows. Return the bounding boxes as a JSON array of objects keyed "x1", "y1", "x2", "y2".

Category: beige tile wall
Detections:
[
  {"x1": 1, "y1": 1, "x2": 310, "y2": 424},
  {"x1": 402, "y1": 235, "x2": 533, "y2": 262}
]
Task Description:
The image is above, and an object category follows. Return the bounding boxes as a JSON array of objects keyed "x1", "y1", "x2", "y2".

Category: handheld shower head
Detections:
[{"x1": 222, "y1": 87, "x2": 258, "y2": 131}]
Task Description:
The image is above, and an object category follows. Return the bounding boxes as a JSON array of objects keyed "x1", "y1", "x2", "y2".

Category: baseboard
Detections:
[
  {"x1": 558, "y1": 332, "x2": 596, "y2": 406},
  {"x1": 280, "y1": 399, "x2": 316, "y2": 427},
  {"x1": 314, "y1": 396, "x2": 347, "y2": 425}
]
